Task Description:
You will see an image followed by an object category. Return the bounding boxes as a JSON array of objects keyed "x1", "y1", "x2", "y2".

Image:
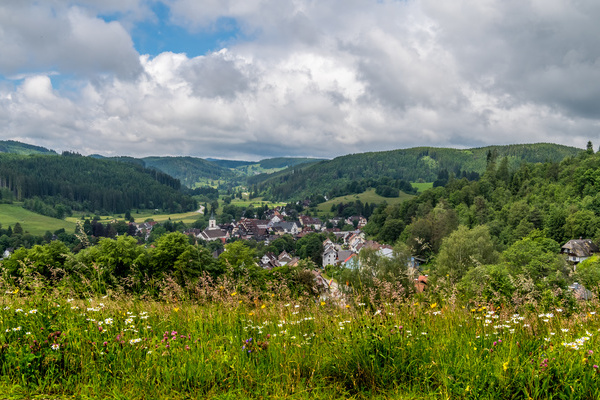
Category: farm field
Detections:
[
  {"x1": 315, "y1": 188, "x2": 414, "y2": 216},
  {"x1": 1, "y1": 292, "x2": 598, "y2": 399},
  {"x1": 411, "y1": 182, "x2": 434, "y2": 193},
  {"x1": 0, "y1": 203, "x2": 76, "y2": 236}
]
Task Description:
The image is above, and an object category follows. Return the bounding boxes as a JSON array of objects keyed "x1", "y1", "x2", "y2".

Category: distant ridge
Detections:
[
  {"x1": 250, "y1": 143, "x2": 583, "y2": 201},
  {"x1": 0, "y1": 140, "x2": 56, "y2": 155}
]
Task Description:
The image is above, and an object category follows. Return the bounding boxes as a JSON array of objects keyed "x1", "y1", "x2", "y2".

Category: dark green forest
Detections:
[
  {"x1": 250, "y1": 143, "x2": 582, "y2": 201},
  {"x1": 0, "y1": 152, "x2": 196, "y2": 216}
]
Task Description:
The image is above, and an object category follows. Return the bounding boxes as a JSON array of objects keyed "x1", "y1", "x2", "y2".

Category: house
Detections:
[
  {"x1": 260, "y1": 252, "x2": 280, "y2": 269},
  {"x1": 569, "y1": 282, "x2": 594, "y2": 301},
  {"x1": 270, "y1": 221, "x2": 300, "y2": 236},
  {"x1": 300, "y1": 215, "x2": 323, "y2": 230},
  {"x1": 278, "y1": 251, "x2": 293, "y2": 265},
  {"x1": 561, "y1": 239, "x2": 599, "y2": 264},
  {"x1": 198, "y1": 213, "x2": 229, "y2": 242}
]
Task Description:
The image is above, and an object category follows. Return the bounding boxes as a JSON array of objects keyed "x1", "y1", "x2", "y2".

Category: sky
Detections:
[{"x1": 0, "y1": 0, "x2": 599, "y2": 161}]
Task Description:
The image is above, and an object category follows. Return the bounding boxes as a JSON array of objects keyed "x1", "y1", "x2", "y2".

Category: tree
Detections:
[
  {"x1": 587, "y1": 140, "x2": 594, "y2": 155},
  {"x1": 13, "y1": 223, "x2": 23, "y2": 235},
  {"x1": 434, "y1": 225, "x2": 498, "y2": 283},
  {"x1": 219, "y1": 241, "x2": 260, "y2": 281}
]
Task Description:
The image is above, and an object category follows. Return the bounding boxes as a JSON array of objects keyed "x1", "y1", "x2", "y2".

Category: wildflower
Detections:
[
  {"x1": 503, "y1": 361, "x2": 509, "y2": 371},
  {"x1": 104, "y1": 318, "x2": 113, "y2": 325},
  {"x1": 261, "y1": 304, "x2": 266, "y2": 309},
  {"x1": 430, "y1": 303, "x2": 437, "y2": 309},
  {"x1": 173, "y1": 307, "x2": 179, "y2": 312},
  {"x1": 125, "y1": 318, "x2": 133, "y2": 325},
  {"x1": 231, "y1": 292, "x2": 237, "y2": 296},
  {"x1": 556, "y1": 308, "x2": 563, "y2": 312},
  {"x1": 320, "y1": 301, "x2": 326, "y2": 306},
  {"x1": 15, "y1": 309, "x2": 23, "y2": 313},
  {"x1": 51, "y1": 344, "x2": 60, "y2": 351},
  {"x1": 29, "y1": 309, "x2": 37, "y2": 314},
  {"x1": 129, "y1": 338, "x2": 142, "y2": 345}
]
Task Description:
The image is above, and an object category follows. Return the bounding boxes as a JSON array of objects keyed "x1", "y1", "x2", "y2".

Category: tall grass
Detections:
[{"x1": 1, "y1": 290, "x2": 598, "y2": 399}]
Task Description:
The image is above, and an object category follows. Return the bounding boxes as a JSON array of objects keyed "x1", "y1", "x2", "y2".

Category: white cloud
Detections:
[
  {"x1": 1, "y1": 0, "x2": 600, "y2": 160},
  {"x1": 0, "y1": 2, "x2": 141, "y2": 78}
]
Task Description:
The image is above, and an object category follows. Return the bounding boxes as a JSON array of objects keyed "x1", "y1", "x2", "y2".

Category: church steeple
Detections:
[{"x1": 209, "y1": 212, "x2": 217, "y2": 229}]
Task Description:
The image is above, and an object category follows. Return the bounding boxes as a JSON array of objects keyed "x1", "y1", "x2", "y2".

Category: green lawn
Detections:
[
  {"x1": 226, "y1": 197, "x2": 287, "y2": 209},
  {"x1": 0, "y1": 203, "x2": 76, "y2": 235},
  {"x1": 66, "y1": 209, "x2": 205, "y2": 225},
  {"x1": 411, "y1": 182, "x2": 434, "y2": 193},
  {"x1": 315, "y1": 188, "x2": 414, "y2": 216}
]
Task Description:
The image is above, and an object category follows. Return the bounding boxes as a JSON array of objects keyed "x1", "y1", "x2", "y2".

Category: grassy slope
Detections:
[
  {"x1": 315, "y1": 188, "x2": 414, "y2": 216},
  {"x1": 411, "y1": 182, "x2": 434, "y2": 193},
  {"x1": 0, "y1": 204, "x2": 76, "y2": 235}
]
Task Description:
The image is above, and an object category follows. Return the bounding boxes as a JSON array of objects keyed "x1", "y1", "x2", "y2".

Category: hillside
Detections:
[
  {"x1": 0, "y1": 152, "x2": 196, "y2": 217},
  {"x1": 0, "y1": 140, "x2": 56, "y2": 155},
  {"x1": 142, "y1": 156, "x2": 236, "y2": 188},
  {"x1": 362, "y1": 148, "x2": 600, "y2": 259},
  {"x1": 250, "y1": 143, "x2": 582, "y2": 201}
]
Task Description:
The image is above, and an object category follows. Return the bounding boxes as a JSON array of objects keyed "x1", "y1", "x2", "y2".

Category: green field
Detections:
[
  {"x1": 226, "y1": 197, "x2": 287, "y2": 210},
  {"x1": 66, "y1": 209, "x2": 205, "y2": 225},
  {"x1": 411, "y1": 182, "x2": 434, "y2": 193},
  {"x1": 0, "y1": 293, "x2": 598, "y2": 399},
  {"x1": 315, "y1": 188, "x2": 414, "y2": 216},
  {"x1": 0, "y1": 203, "x2": 76, "y2": 235}
]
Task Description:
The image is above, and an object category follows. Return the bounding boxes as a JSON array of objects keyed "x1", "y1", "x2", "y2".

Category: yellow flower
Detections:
[
  {"x1": 320, "y1": 301, "x2": 326, "y2": 306},
  {"x1": 430, "y1": 303, "x2": 437, "y2": 309},
  {"x1": 261, "y1": 304, "x2": 266, "y2": 309},
  {"x1": 345, "y1": 305, "x2": 350, "y2": 308},
  {"x1": 503, "y1": 361, "x2": 509, "y2": 371},
  {"x1": 13, "y1": 288, "x2": 19, "y2": 294},
  {"x1": 239, "y1": 300, "x2": 242, "y2": 304},
  {"x1": 248, "y1": 312, "x2": 254, "y2": 316},
  {"x1": 413, "y1": 302, "x2": 419, "y2": 306},
  {"x1": 231, "y1": 292, "x2": 237, "y2": 296},
  {"x1": 173, "y1": 307, "x2": 179, "y2": 312}
]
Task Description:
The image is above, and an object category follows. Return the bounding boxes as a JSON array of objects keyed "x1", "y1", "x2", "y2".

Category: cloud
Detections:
[
  {"x1": 0, "y1": 2, "x2": 142, "y2": 79},
  {"x1": 1, "y1": 0, "x2": 600, "y2": 160}
]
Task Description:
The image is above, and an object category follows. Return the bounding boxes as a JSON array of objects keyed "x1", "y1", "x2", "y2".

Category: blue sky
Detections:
[
  {"x1": 122, "y1": 3, "x2": 242, "y2": 58},
  {"x1": 0, "y1": 1, "x2": 598, "y2": 160}
]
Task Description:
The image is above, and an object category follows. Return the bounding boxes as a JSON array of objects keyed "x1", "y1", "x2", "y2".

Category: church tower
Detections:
[{"x1": 209, "y1": 212, "x2": 217, "y2": 230}]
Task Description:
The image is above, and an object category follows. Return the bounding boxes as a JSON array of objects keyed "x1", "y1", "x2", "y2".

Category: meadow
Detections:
[
  {"x1": 1, "y1": 289, "x2": 599, "y2": 399},
  {"x1": 0, "y1": 204, "x2": 76, "y2": 236},
  {"x1": 315, "y1": 188, "x2": 414, "y2": 217}
]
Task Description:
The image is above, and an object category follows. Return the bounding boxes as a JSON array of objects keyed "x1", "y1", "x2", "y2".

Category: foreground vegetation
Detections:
[{"x1": 0, "y1": 289, "x2": 598, "y2": 399}]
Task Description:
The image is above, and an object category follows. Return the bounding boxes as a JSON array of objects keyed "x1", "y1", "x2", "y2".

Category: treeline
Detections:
[
  {"x1": 0, "y1": 153, "x2": 197, "y2": 215},
  {"x1": 358, "y1": 147, "x2": 600, "y2": 305},
  {"x1": 1, "y1": 232, "x2": 322, "y2": 298},
  {"x1": 249, "y1": 144, "x2": 581, "y2": 201}
]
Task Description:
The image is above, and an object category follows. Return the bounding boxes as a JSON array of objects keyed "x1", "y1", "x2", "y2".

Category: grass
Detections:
[
  {"x1": 315, "y1": 188, "x2": 414, "y2": 216},
  {"x1": 226, "y1": 197, "x2": 287, "y2": 209},
  {"x1": 411, "y1": 182, "x2": 434, "y2": 193},
  {"x1": 0, "y1": 203, "x2": 76, "y2": 236},
  {"x1": 1, "y1": 291, "x2": 598, "y2": 399}
]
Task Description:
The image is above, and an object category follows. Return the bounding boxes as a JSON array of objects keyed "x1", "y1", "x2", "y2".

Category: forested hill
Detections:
[
  {"x1": 362, "y1": 147, "x2": 600, "y2": 260},
  {"x1": 0, "y1": 153, "x2": 196, "y2": 216},
  {"x1": 0, "y1": 140, "x2": 56, "y2": 155},
  {"x1": 142, "y1": 156, "x2": 236, "y2": 187},
  {"x1": 250, "y1": 143, "x2": 582, "y2": 201}
]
